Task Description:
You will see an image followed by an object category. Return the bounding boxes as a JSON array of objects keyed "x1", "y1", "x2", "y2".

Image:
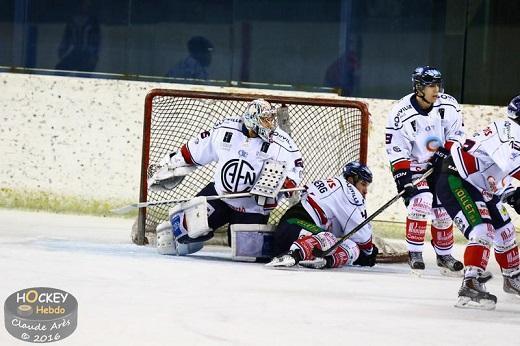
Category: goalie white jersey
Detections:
[
  {"x1": 183, "y1": 116, "x2": 303, "y2": 214},
  {"x1": 451, "y1": 119, "x2": 520, "y2": 196},
  {"x1": 386, "y1": 92, "x2": 464, "y2": 172},
  {"x1": 300, "y1": 175, "x2": 372, "y2": 251}
]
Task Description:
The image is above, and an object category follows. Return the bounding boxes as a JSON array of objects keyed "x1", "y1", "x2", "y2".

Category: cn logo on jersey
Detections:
[{"x1": 221, "y1": 159, "x2": 257, "y2": 192}]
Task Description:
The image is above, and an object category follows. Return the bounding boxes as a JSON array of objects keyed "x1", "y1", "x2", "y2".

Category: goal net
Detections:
[{"x1": 132, "y1": 87, "x2": 406, "y2": 263}]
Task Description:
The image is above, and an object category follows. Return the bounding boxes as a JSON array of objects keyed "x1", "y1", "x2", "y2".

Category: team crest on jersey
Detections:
[
  {"x1": 221, "y1": 159, "x2": 257, "y2": 192},
  {"x1": 424, "y1": 136, "x2": 442, "y2": 152}
]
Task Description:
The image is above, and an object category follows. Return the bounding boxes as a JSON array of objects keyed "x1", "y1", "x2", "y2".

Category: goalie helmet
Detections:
[
  {"x1": 507, "y1": 95, "x2": 520, "y2": 122},
  {"x1": 243, "y1": 99, "x2": 279, "y2": 142},
  {"x1": 343, "y1": 161, "x2": 373, "y2": 183},
  {"x1": 412, "y1": 66, "x2": 443, "y2": 93}
]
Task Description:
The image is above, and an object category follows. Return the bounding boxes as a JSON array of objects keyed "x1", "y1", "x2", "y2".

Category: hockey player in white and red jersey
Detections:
[
  {"x1": 149, "y1": 99, "x2": 303, "y2": 256},
  {"x1": 385, "y1": 66, "x2": 464, "y2": 273},
  {"x1": 266, "y1": 161, "x2": 378, "y2": 269},
  {"x1": 433, "y1": 95, "x2": 520, "y2": 309}
]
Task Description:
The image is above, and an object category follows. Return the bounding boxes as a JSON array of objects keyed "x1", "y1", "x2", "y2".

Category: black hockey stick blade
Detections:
[{"x1": 312, "y1": 168, "x2": 433, "y2": 258}]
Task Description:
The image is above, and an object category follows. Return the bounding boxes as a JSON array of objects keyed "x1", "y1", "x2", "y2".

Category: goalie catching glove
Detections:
[{"x1": 148, "y1": 149, "x2": 196, "y2": 192}]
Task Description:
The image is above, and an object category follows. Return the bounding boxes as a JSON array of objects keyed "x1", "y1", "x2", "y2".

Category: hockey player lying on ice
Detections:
[
  {"x1": 147, "y1": 99, "x2": 303, "y2": 257},
  {"x1": 434, "y1": 95, "x2": 520, "y2": 309},
  {"x1": 266, "y1": 161, "x2": 379, "y2": 269}
]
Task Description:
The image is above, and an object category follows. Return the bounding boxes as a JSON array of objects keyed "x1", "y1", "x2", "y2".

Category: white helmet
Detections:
[{"x1": 243, "y1": 99, "x2": 278, "y2": 142}]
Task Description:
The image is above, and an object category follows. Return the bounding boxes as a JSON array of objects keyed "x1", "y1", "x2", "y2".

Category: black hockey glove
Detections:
[
  {"x1": 505, "y1": 188, "x2": 520, "y2": 214},
  {"x1": 353, "y1": 245, "x2": 379, "y2": 267},
  {"x1": 393, "y1": 169, "x2": 417, "y2": 199},
  {"x1": 428, "y1": 146, "x2": 450, "y2": 173}
]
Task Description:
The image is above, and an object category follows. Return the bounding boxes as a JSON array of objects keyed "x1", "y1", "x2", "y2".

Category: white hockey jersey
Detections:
[
  {"x1": 451, "y1": 119, "x2": 520, "y2": 197},
  {"x1": 183, "y1": 116, "x2": 303, "y2": 215},
  {"x1": 300, "y1": 175, "x2": 372, "y2": 251},
  {"x1": 385, "y1": 93, "x2": 464, "y2": 172}
]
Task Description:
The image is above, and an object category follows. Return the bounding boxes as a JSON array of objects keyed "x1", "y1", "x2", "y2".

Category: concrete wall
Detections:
[{"x1": 0, "y1": 73, "x2": 515, "y2": 225}]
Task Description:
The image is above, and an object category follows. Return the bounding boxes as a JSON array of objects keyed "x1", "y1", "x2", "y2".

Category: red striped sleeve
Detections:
[
  {"x1": 180, "y1": 144, "x2": 194, "y2": 165},
  {"x1": 391, "y1": 160, "x2": 410, "y2": 172}
]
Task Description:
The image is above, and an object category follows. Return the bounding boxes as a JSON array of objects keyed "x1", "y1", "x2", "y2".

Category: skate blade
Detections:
[
  {"x1": 265, "y1": 257, "x2": 296, "y2": 268},
  {"x1": 410, "y1": 268, "x2": 425, "y2": 277},
  {"x1": 454, "y1": 296, "x2": 496, "y2": 310},
  {"x1": 439, "y1": 267, "x2": 464, "y2": 278}
]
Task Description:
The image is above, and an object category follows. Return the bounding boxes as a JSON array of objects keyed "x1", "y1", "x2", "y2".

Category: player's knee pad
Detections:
[
  {"x1": 493, "y1": 223, "x2": 519, "y2": 270},
  {"x1": 406, "y1": 192, "x2": 433, "y2": 221},
  {"x1": 291, "y1": 231, "x2": 337, "y2": 261},
  {"x1": 329, "y1": 239, "x2": 360, "y2": 268},
  {"x1": 230, "y1": 224, "x2": 274, "y2": 262},
  {"x1": 468, "y1": 223, "x2": 495, "y2": 247},
  {"x1": 431, "y1": 207, "x2": 452, "y2": 229},
  {"x1": 169, "y1": 196, "x2": 212, "y2": 243},
  {"x1": 494, "y1": 223, "x2": 517, "y2": 249}
]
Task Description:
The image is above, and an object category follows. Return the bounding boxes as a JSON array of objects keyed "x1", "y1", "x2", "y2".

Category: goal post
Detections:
[{"x1": 135, "y1": 87, "x2": 370, "y2": 247}]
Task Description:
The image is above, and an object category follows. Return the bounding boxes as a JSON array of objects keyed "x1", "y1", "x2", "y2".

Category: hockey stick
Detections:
[
  {"x1": 312, "y1": 168, "x2": 434, "y2": 258},
  {"x1": 111, "y1": 187, "x2": 306, "y2": 214}
]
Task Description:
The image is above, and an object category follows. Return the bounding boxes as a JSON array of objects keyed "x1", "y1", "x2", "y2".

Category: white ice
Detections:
[{"x1": 1, "y1": 209, "x2": 519, "y2": 346}]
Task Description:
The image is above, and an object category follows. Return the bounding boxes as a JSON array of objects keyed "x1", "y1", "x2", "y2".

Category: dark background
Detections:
[{"x1": 0, "y1": 0, "x2": 518, "y2": 105}]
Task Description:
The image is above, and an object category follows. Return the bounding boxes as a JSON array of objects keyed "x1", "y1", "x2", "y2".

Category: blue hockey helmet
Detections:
[
  {"x1": 412, "y1": 66, "x2": 443, "y2": 93},
  {"x1": 507, "y1": 95, "x2": 520, "y2": 122},
  {"x1": 342, "y1": 161, "x2": 373, "y2": 183}
]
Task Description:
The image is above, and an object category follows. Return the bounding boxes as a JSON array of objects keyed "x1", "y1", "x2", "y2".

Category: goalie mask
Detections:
[
  {"x1": 507, "y1": 95, "x2": 520, "y2": 124},
  {"x1": 343, "y1": 161, "x2": 373, "y2": 184},
  {"x1": 243, "y1": 99, "x2": 279, "y2": 142}
]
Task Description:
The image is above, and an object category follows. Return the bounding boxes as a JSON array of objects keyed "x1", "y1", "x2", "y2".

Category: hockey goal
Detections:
[{"x1": 133, "y1": 87, "x2": 406, "y2": 262}]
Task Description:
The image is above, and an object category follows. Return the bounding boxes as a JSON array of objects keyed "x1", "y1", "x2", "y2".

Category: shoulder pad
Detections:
[
  {"x1": 343, "y1": 179, "x2": 364, "y2": 206},
  {"x1": 437, "y1": 93, "x2": 460, "y2": 108},
  {"x1": 496, "y1": 120, "x2": 514, "y2": 141},
  {"x1": 213, "y1": 116, "x2": 242, "y2": 129},
  {"x1": 272, "y1": 128, "x2": 298, "y2": 150}
]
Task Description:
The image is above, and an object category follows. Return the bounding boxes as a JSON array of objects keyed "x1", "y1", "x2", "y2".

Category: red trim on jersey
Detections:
[
  {"x1": 357, "y1": 236, "x2": 373, "y2": 252},
  {"x1": 391, "y1": 160, "x2": 410, "y2": 172},
  {"x1": 460, "y1": 150, "x2": 478, "y2": 175},
  {"x1": 513, "y1": 171, "x2": 520, "y2": 180},
  {"x1": 445, "y1": 140, "x2": 454, "y2": 150},
  {"x1": 306, "y1": 196, "x2": 328, "y2": 225},
  {"x1": 180, "y1": 144, "x2": 194, "y2": 165}
]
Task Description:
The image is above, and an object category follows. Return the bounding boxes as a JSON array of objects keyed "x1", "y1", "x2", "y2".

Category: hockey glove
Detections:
[
  {"x1": 393, "y1": 169, "x2": 417, "y2": 199},
  {"x1": 428, "y1": 146, "x2": 450, "y2": 173},
  {"x1": 506, "y1": 188, "x2": 520, "y2": 214},
  {"x1": 352, "y1": 245, "x2": 379, "y2": 267}
]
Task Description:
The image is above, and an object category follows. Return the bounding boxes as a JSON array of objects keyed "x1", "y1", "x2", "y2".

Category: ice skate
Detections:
[
  {"x1": 408, "y1": 252, "x2": 425, "y2": 275},
  {"x1": 503, "y1": 270, "x2": 520, "y2": 298},
  {"x1": 455, "y1": 276, "x2": 497, "y2": 310},
  {"x1": 436, "y1": 254, "x2": 464, "y2": 277},
  {"x1": 299, "y1": 257, "x2": 327, "y2": 269},
  {"x1": 265, "y1": 250, "x2": 302, "y2": 268}
]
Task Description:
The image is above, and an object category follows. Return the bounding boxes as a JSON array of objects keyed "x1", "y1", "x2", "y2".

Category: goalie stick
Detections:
[
  {"x1": 312, "y1": 168, "x2": 434, "y2": 258},
  {"x1": 111, "y1": 187, "x2": 306, "y2": 214}
]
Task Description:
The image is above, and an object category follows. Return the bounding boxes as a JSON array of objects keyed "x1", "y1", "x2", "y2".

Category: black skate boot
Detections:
[
  {"x1": 436, "y1": 254, "x2": 464, "y2": 276},
  {"x1": 455, "y1": 271, "x2": 497, "y2": 310},
  {"x1": 503, "y1": 269, "x2": 520, "y2": 297},
  {"x1": 265, "y1": 249, "x2": 303, "y2": 268},
  {"x1": 408, "y1": 251, "x2": 425, "y2": 270}
]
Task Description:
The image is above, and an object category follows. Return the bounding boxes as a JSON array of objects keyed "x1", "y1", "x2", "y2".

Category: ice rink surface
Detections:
[{"x1": 1, "y1": 209, "x2": 519, "y2": 346}]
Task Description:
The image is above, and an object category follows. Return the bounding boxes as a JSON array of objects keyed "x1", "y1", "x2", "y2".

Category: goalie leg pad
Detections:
[
  {"x1": 156, "y1": 220, "x2": 177, "y2": 255},
  {"x1": 230, "y1": 224, "x2": 275, "y2": 262},
  {"x1": 169, "y1": 196, "x2": 213, "y2": 242}
]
